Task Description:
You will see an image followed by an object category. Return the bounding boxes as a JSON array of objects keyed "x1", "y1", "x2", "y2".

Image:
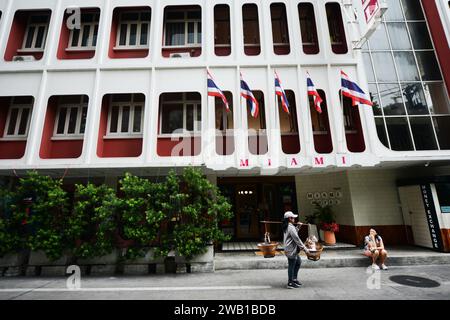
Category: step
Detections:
[{"x1": 214, "y1": 247, "x2": 450, "y2": 270}]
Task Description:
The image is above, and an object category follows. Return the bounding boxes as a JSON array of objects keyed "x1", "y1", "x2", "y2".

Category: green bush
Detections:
[
  {"x1": 0, "y1": 188, "x2": 25, "y2": 257},
  {"x1": 157, "y1": 168, "x2": 233, "y2": 260},
  {"x1": 68, "y1": 183, "x2": 119, "y2": 259},
  {"x1": 11, "y1": 172, "x2": 69, "y2": 261},
  {"x1": 117, "y1": 173, "x2": 166, "y2": 260}
]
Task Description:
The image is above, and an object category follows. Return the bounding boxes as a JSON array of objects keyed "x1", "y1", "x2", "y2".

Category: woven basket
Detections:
[{"x1": 305, "y1": 243, "x2": 323, "y2": 261}]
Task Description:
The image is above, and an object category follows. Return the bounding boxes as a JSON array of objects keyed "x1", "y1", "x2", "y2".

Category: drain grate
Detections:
[{"x1": 389, "y1": 275, "x2": 440, "y2": 288}]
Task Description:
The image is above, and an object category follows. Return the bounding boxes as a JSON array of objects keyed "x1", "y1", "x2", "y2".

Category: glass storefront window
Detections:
[
  {"x1": 402, "y1": 83, "x2": 428, "y2": 115},
  {"x1": 423, "y1": 83, "x2": 450, "y2": 115},
  {"x1": 408, "y1": 22, "x2": 433, "y2": 49},
  {"x1": 371, "y1": 52, "x2": 397, "y2": 82},
  {"x1": 378, "y1": 83, "x2": 405, "y2": 115},
  {"x1": 393, "y1": 52, "x2": 420, "y2": 81},
  {"x1": 363, "y1": 53, "x2": 375, "y2": 82},
  {"x1": 400, "y1": 0, "x2": 424, "y2": 21},
  {"x1": 416, "y1": 51, "x2": 443, "y2": 81},
  {"x1": 384, "y1": 0, "x2": 404, "y2": 21},
  {"x1": 385, "y1": 117, "x2": 414, "y2": 151},
  {"x1": 375, "y1": 117, "x2": 389, "y2": 148},
  {"x1": 409, "y1": 117, "x2": 438, "y2": 150},
  {"x1": 369, "y1": 23, "x2": 390, "y2": 50},
  {"x1": 387, "y1": 22, "x2": 412, "y2": 50},
  {"x1": 368, "y1": 84, "x2": 382, "y2": 116},
  {"x1": 433, "y1": 117, "x2": 450, "y2": 150}
]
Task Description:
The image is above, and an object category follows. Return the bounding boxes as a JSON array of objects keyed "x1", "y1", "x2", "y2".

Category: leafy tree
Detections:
[
  {"x1": 68, "y1": 183, "x2": 118, "y2": 259},
  {"x1": 11, "y1": 172, "x2": 69, "y2": 261},
  {"x1": 117, "y1": 173, "x2": 166, "y2": 259},
  {"x1": 0, "y1": 188, "x2": 25, "y2": 257}
]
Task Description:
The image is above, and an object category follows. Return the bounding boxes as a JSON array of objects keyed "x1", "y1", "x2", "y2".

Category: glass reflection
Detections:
[
  {"x1": 402, "y1": 83, "x2": 428, "y2": 115},
  {"x1": 378, "y1": 83, "x2": 405, "y2": 115}
]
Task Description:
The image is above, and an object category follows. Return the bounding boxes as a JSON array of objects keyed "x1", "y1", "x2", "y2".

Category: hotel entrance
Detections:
[{"x1": 218, "y1": 177, "x2": 298, "y2": 241}]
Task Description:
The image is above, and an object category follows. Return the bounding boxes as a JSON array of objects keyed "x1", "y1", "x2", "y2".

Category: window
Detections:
[
  {"x1": 270, "y1": 3, "x2": 290, "y2": 55},
  {"x1": 54, "y1": 96, "x2": 88, "y2": 138},
  {"x1": 325, "y1": 3, "x2": 348, "y2": 54},
  {"x1": 4, "y1": 98, "x2": 33, "y2": 139},
  {"x1": 214, "y1": 5, "x2": 231, "y2": 56},
  {"x1": 364, "y1": 0, "x2": 450, "y2": 150},
  {"x1": 242, "y1": 4, "x2": 260, "y2": 56},
  {"x1": 21, "y1": 14, "x2": 50, "y2": 51},
  {"x1": 215, "y1": 92, "x2": 233, "y2": 131},
  {"x1": 298, "y1": 3, "x2": 319, "y2": 54},
  {"x1": 164, "y1": 8, "x2": 201, "y2": 47},
  {"x1": 107, "y1": 94, "x2": 145, "y2": 136},
  {"x1": 116, "y1": 11, "x2": 151, "y2": 48},
  {"x1": 68, "y1": 13, "x2": 99, "y2": 50},
  {"x1": 160, "y1": 93, "x2": 201, "y2": 135}
]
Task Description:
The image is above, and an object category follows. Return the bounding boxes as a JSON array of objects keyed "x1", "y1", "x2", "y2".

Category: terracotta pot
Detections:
[
  {"x1": 257, "y1": 242, "x2": 279, "y2": 258},
  {"x1": 323, "y1": 231, "x2": 336, "y2": 246}
]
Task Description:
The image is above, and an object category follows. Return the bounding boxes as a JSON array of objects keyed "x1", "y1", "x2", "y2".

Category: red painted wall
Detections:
[
  {"x1": 0, "y1": 97, "x2": 27, "y2": 159},
  {"x1": 108, "y1": 7, "x2": 150, "y2": 59},
  {"x1": 57, "y1": 9, "x2": 98, "y2": 60},
  {"x1": 39, "y1": 96, "x2": 83, "y2": 159},
  {"x1": 4, "y1": 11, "x2": 49, "y2": 61},
  {"x1": 273, "y1": 44, "x2": 290, "y2": 55},
  {"x1": 97, "y1": 95, "x2": 143, "y2": 158},
  {"x1": 421, "y1": 0, "x2": 450, "y2": 97},
  {"x1": 215, "y1": 46, "x2": 231, "y2": 57}
]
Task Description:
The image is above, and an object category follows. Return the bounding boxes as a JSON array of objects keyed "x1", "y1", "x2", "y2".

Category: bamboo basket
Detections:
[{"x1": 305, "y1": 243, "x2": 323, "y2": 261}]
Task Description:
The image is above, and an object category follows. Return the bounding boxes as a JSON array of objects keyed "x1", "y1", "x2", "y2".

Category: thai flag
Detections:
[
  {"x1": 207, "y1": 70, "x2": 230, "y2": 112},
  {"x1": 306, "y1": 73, "x2": 323, "y2": 114},
  {"x1": 240, "y1": 73, "x2": 259, "y2": 118},
  {"x1": 341, "y1": 70, "x2": 373, "y2": 107},
  {"x1": 275, "y1": 71, "x2": 290, "y2": 114}
]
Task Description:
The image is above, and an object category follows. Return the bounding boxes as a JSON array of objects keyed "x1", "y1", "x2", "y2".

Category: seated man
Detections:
[{"x1": 363, "y1": 228, "x2": 388, "y2": 270}]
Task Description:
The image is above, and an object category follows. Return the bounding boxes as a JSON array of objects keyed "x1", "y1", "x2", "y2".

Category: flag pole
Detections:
[{"x1": 340, "y1": 72, "x2": 346, "y2": 150}]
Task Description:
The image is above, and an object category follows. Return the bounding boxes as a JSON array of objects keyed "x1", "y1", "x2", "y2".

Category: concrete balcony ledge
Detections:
[{"x1": 215, "y1": 246, "x2": 450, "y2": 270}]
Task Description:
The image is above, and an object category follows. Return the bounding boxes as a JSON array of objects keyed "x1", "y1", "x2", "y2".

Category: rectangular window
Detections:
[
  {"x1": 270, "y1": 3, "x2": 290, "y2": 55},
  {"x1": 68, "y1": 13, "x2": 99, "y2": 50},
  {"x1": 298, "y1": 3, "x2": 319, "y2": 54},
  {"x1": 21, "y1": 14, "x2": 50, "y2": 51},
  {"x1": 214, "y1": 5, "x2": 231, "y2": 56},
  {"x1": 4, "y1": 103, "x2": 32, "y2": 139},
  {"x1": 54, "y1": 98, "x2": 87, "y2": 137},
  {"x1": 159, "y1": 93, "x2": 201, "y2": 135},
  {"x1": 107, "y1": 94, "x2": 145, "y2": 136},
  {"x1": 325, "y1": 3, "x2": 348, "y2": 54},
  {"x1": 242, "y1": 4, "x2": 261, "y2": 56},
  {"x1": 116, "y1": 11, "x2": 151, "y2": 48},
  {"x1": 164, "y1": 8, "x2": 201, "y2": 47}
]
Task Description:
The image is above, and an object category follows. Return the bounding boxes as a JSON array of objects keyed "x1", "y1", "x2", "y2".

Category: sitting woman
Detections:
[{"x1": 364, "y1": 228, "x2": 388, "y2": 270}]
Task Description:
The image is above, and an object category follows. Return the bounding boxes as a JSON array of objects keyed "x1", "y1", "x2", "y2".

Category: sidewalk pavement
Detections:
[{"x1": 215, "y1": 246, "x2": 450, "y2": 270}]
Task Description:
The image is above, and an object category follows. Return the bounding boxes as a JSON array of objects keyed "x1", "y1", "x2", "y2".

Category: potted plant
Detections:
[{"x1": 312, "y1": 201, "x2": 339, "y2": 246}]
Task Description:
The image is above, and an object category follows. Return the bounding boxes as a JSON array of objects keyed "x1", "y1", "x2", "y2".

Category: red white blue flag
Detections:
[
  {"x1": 306, "y1": 73, "x2": 323, "y2": 114},
  {"x1": 207, "y1": 69, "x2": 230, "y2": 112},
  {"x1": 240, "y1": 73, "x2": 259, "y2": 118},
  {"x1": 275, "y1": 71, "x2": 290, "y2": 114},
  {"x1": 341, "y1": 70, "x2": 373, "y2": 107}
]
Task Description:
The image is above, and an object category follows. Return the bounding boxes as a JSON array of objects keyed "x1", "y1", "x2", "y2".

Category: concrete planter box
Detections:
[
  {"x1": 77, "y1": 250, "x2": 119, "y2": 265},
  {"x1": 0, "y1": 251, "x2": 29, "y2": 267},
  {"x1": 121, "y1": 248, "x2": 164, "y2": 264},
  {"x1": 175, "y1": 244, "x2": 214, "y2": 264},
  {"x1": 28, "y1": 251, "x2": 73, "y2": 266},
  {"x1": 0, "y1": 251, "x2": 29, "y2": 277}
]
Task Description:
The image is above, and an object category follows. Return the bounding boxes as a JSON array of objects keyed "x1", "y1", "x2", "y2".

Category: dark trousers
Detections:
[{"x1": 287, "y1": 255, "x2": 301, "y2": 282}]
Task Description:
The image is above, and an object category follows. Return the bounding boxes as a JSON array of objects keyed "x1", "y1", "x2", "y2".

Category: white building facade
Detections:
[{"x1": 0, "y1": 0, "x2": 449, "y2": 250}]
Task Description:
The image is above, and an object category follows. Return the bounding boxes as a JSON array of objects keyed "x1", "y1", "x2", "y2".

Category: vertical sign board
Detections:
[
  {"x1": 353, "y1": 0, "x2": 387, "y2": 48},
  {"x1": 420, "y1": 184, "x2": 444, "y2": 251}
]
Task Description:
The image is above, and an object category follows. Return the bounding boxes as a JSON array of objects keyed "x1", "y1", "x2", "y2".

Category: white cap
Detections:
[{"x1": 284, "y1": 211, "x2": 298, "y2": 219}]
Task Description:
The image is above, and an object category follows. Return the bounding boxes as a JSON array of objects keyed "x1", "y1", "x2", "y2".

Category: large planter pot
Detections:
[
  {"x1": 257, "y1": 241, "x2": 279, "y2": 258},
  {"x1": 323, "y1": 231, "x2": 336, "y2": 246}
]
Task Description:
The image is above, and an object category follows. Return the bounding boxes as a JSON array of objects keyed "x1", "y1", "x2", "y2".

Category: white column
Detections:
[{"x1": 24, "y1": 71, "x2": 48, "y2": 165}]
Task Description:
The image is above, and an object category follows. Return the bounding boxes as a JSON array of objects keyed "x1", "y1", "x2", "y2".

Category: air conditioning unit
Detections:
[
  {"x1": 12, "y1": 55, "x2": 36, "y2": 62},
  {"x1": 169, "y1": 52, "x2": 191, "y2": 58}
]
